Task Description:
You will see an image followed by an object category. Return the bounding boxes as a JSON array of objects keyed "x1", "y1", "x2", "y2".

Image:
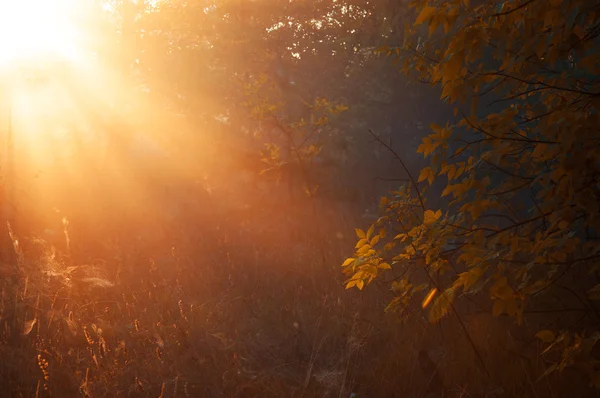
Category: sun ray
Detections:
[{"x1": 0, "y1": 0, "x2": 82, "y2": 64}]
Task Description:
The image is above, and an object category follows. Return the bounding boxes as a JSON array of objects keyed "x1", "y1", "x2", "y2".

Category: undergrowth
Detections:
[{"x1": 0, "y1": 184, "x2": 593, "y2": 397}]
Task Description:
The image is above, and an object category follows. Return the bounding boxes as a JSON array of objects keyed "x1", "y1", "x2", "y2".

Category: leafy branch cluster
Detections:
[
  {"x1": 241, "y1": 72, "x2": 349, "y2": 196},
  {"x1": 344, "y1": 0, "x2": 600, "y2": 384}
]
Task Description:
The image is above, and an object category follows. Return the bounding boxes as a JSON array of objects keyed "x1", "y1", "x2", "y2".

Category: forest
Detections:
[{"x1": 0, "y1": 0, "x2": 599, "y2": 397}]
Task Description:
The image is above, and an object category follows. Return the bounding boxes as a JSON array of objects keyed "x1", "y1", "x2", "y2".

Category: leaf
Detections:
[
  {"x1": 588, "y1": 284, "x2": 600, "y2": 300},
  {"x1": 342, "y1": 258, "x2": 355, "y2": 267},
  {"x1": 441, "y1": 185, "x2": 453, "y2": 197},
  {"x1": 417, "y1": 137, "x2": 436, "y2": 157},
  {"x1": 424, "y1": 209, "x2": 441, "y2": 225},
  {"x1": 418, "y1": 166, "x2": 435, "y2": 185},
  {"x1": 532, "y1": 143, "x2": 549, "y2": 160},
  {"x1": 422, "y1": 288, "x2": 438, "y2": 309},
  {"x1": 357, "y1": 244, "x2": 372, "y2": 255},
  {"x1": 443, "y1": 54, "x2": 462, "y2": 82},
  {"x1": 455, "y1": 267, "x2": 484, "y2": 291},
  {"x1": 429, "y1": 14, "x2": 441, "y2": 36},
  {"x1": 536, "y1": 330, "x2": 556, "y2": 343},
  {"x1": 384, "y1": 242, "x2": 397, "y2": 251},
  {"x1": 355, "y1": 239, "x2": 368, "y2": 249},
  {"x1": 366, "y1": 224, "x2": 375, "y2": 240},
  {"x1": 415, "y1": 6, "x2": 437, "y2": 25},
  {"x1": 430, "y1": 123, "x2": 443, "y2": 134},
  {"x1": 356, "y1": 279, "x2": 365, "y2": 290},
  {"x1": 370, "y1": 235, "x2": 380, "y2": 246},
  {"x1": 378, "y1": 262, "x2": 392, "y2": 270},
  {"x1": 355, "y1": 228, "x2": 366, "y2": 239},
  {"x1": 346, "y1": 280, "x2": 358, "y2": 289},
  {"x1": 428, "y1": 288, "x2": 455, "y2": 323},
  {"x1": 23, "y1": 318, "x2": 37, "y2": 336}
]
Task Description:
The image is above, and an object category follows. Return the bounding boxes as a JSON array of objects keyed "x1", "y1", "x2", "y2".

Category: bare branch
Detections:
[{"x1": 367, "y1": 129, "x2": 426, "y2": 211}]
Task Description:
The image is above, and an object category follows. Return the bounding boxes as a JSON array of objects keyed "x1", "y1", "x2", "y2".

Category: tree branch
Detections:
[
  {"x1": 367, "y1": 129, "x2": 425, "y2": 210},
  {"x1": 489, "y1": 0, "x2": 536, "y2": 17}
]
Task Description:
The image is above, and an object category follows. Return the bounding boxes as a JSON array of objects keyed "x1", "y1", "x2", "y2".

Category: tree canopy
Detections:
[{"x1": 344, "y1": 0, "x2": 600, "y2": 386}]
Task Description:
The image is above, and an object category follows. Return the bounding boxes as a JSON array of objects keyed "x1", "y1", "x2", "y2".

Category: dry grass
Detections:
[{"x1": 0, "y1": 176, "x2": 597, "y2": 398}]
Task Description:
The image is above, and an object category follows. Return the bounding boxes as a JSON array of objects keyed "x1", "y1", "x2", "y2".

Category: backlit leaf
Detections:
[
  {"x1": 415, "y1": 6, "x2": 437, "y2": 25},
  {"x1": 428, "y1": 288, "x2": 456, "y2": 323},
  {"x1": 424, "y1": 209, "x2": 441, "y2": 225},
  {"x1": 422, "y1": 288, "x2": 438, "y2": 309},
  {"x1": 342, "y1": 258, "x2": 355, "y2": 267},
  {"x1": 23, "y1": 318, "x2": 37, "y2": 336},
  {"x1": 536, "y1": 330, "x2": 556, "y2": 343}
]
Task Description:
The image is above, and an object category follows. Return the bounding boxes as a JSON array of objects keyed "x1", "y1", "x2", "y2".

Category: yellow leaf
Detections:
[
  {"x1": 355, "y1": 239, "x2": 368, "y2": 248},
  {"x1": 422, "y1": 288, "x2": 438, "y2": 309},
  {"x1": 444, "y1": 19, "x2": 451, "y2": 34},
  {"x1": 346, "y1": 280, "x2": 357, "y2": 289},
  {"x1": 429, "y1": 14, "x2": 441, "y2": 36},
  {"x1": 356, "y1": 279, "x2": 365, "y2": 290},
  {"x1": 23, "y1": 318, "x2": 37, "y2": 336},
  {"x1": 357, "y1": 244, "x2": 372, "y2": 255},
  {"x1": 536, "y1": 330, "x2": 556, "y2": 343},
  {"x1": 418, "y1": 167, "x2": 431, "y2": 183},
  {"x1": 428, "y1": 288, "x2": 456, "y2": 323},
  {"x1": 370, "y1": 235, "x2": 380, "y2": 246},
  {"x1": 430, "y1": 123, "x2": 443, "y2": 134},
  {"x1": 444, "y1": 54, "x2": 462, "y2": 82},
  {"x1": 442, "y1": 184, "x2": 454, "y2": 197},
  {"x1": 424, "y1": 209, "x2": 441, "y2": 225},
  {"x1": 418, "y1": 166, "x2": 435, "y2": 185},
  {"x1": 455, "y1": 267, "x2": 484, "y2": 291},
  {"x1": 415, "y1": 6, "x2": 437, "y2": 25},
  {"x1": 417, "y1": 137, "x2": 436, "y2": 157},
  {"x1": 342, "y1": 258, "x2": 355, "y2": 267},
  {"x1": 494, "y1": 284, "x2": 513, "y2": 300},
  {"x1": 366, "y1": 224, "x2": 375, "y2": 240},
  {"x1": 355, "y1": 228, "x2": 365, "y2": 239},
  {"x1": 378, "y1": 262, "x2": 392, "y2": 270}
]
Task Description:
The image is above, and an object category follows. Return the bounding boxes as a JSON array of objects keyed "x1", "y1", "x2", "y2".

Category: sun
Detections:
[{"x1": 0, "y1": 0, "x2": 81, "y2": 65}]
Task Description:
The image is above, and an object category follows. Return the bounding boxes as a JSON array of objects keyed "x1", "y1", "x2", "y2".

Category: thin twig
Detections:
[
  {"x1": 367, "y1": 129, "x2": 425, "y2": 211},
  {"x1": 489, "y1": 0, "x2": 536, "y2": 17}
]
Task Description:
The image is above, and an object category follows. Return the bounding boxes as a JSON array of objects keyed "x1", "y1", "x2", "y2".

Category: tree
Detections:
[{"x1": 344, "y1": 0, "x2": 600, "y2": 387}]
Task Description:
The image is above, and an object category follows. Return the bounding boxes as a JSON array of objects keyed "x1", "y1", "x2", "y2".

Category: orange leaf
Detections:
[{"x1": 415, "y1": 6, "x2": 437, "y2": 25}]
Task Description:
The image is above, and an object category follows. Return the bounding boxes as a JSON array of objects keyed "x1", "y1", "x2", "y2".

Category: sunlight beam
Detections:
[{"x1": 0, "y1": 0, "x2": 81, "y2": 65}]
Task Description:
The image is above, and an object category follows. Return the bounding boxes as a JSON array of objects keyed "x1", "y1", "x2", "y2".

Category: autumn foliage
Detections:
[
  {"x1": 344, "y1": 0, "x2": 600, "y2": 387},
  {"x1": 1, "y1": 0, "x2": 600, "y2": 396}
]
